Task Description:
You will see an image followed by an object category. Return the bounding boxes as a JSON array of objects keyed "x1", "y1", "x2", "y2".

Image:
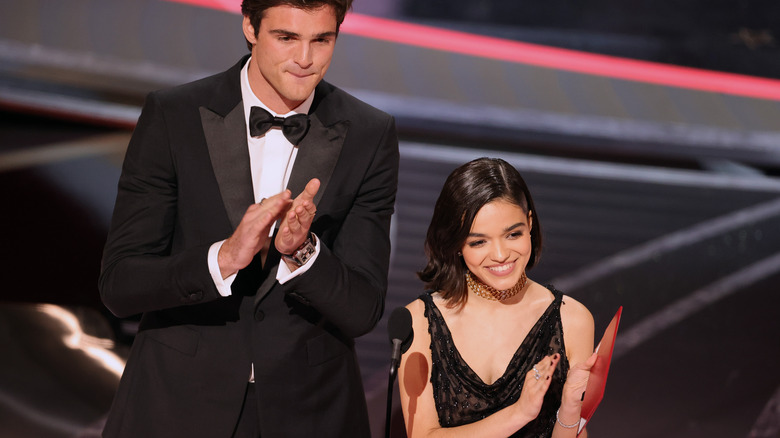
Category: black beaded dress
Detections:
[{"x1": 420, "y1": 286, "x2": 569, "y2": 437}]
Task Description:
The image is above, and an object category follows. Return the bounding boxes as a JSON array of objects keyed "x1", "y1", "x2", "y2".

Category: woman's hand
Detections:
[
  {"x1": 561, "y1": 351, "x2": 598, "y2": 409},
  {"x1": 514, "y1": 354, "x2": 561, "y2": 423}
]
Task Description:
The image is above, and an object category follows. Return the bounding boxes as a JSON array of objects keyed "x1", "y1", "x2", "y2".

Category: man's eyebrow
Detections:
[
  {"x1": 269, "y1": 29, "x2": 337, "y2": 38},
  {"x1": 269, "y1": 29, "x2": 299, "y2": 37},
  {"x1": 314, "y1": 31, "x2": 337, "y2": 39}
]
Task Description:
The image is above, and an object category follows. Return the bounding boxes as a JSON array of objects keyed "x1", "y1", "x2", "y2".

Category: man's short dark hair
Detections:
[{"x1": 241, "y1": 0, "x2": 354, "y2": 50}]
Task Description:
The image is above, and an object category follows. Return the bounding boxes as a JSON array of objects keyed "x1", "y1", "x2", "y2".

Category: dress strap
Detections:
[{"x1": 545, "y1": 284, "x2": 564, "y2": 304}]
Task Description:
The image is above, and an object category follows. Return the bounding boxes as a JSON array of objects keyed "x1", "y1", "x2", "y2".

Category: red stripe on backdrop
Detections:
[{"x1": 167, "y1": 0, "x2": 780, "y2": 101}]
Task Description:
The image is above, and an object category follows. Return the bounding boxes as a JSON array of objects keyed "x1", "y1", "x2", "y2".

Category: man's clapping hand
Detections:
[{"x1": 218, "y1": 190, "x2": 292, "y2": 278}]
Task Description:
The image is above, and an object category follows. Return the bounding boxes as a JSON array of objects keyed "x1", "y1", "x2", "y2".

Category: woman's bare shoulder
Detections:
[
  {"x1": 406, "y1": 294, "x2": 432, "y2": 318},
  {"x1": 560, "y1": 294, "x2": 595, "y2": 335},
  {"x1": 405, "y1": 296, "x2": 430, "y2": 333}
]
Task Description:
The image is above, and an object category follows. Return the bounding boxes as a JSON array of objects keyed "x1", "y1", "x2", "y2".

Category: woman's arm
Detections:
[
  {"x1": 551, "y1": 295, "x2": 596, "y2": 438},
  {"x1": 399, "y1": 299, "x2": 560, "y2": 438}
]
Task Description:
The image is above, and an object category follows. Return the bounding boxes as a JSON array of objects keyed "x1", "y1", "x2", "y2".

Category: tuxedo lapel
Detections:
[
  {"x1": 200, "y1": 104, "x2": 254, "y2": 230},
  {"x1": 204, "y1": 102, "x2": 275, "y2": 304},
  {"x1": 286, "y1": 113, "x2": 349, "y2": 203}
]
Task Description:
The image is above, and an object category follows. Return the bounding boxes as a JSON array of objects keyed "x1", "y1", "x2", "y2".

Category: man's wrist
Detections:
[
  {"x1": 281, "y1": 233, "x2": 316, "y2": 268},
  {"x1": 209, "y1": 240, "x2": 236, "y2": 297},
  {"x1": 217, "y1": 240, "x2": 240, "y2": 278}
]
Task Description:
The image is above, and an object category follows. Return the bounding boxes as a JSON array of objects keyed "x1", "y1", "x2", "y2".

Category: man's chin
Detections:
[
  {"x1": 283, "y1": 77, "x2": 320, "y2": 94},
  {"x1": 280, "y1": 89, "x2": 316, "y2": 106}
]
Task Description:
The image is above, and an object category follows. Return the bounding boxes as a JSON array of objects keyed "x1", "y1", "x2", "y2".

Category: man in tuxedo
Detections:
[{"x1": 98, "y1": 0, "x2": 398, "y2": 436}]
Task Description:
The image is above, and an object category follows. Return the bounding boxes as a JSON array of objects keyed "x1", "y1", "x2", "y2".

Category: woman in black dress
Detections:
[{"x1": 399, "y1": 158, "x2": 597, "y2": 437}]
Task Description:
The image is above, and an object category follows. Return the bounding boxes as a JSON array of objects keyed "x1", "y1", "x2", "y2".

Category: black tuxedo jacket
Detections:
[{"x1": 99, "y1": 56, "x2": 399, "y2": 437}]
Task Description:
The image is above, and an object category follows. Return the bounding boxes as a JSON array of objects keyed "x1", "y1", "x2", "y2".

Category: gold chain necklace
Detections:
[{"x1": 465, "y1": 270, "x2": 527, "y2": 301}]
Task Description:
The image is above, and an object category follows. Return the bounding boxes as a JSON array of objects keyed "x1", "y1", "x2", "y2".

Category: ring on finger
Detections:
[{"x1": 533, "y1": 365, "x2": 541, "y2": 381}]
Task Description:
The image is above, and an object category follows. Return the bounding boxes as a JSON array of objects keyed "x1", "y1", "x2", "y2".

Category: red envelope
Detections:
[{"x1": 578, "y1": 306, "x2": 622, "y2": 435}]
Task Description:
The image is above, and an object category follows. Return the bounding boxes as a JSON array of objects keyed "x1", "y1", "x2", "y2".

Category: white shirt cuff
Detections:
[
  {"x1": 276, "y1": 234, "x2": 320, "y2": 284},
  {"x1": 208, "y1": 240, "x2": 236, "y2": 297}
]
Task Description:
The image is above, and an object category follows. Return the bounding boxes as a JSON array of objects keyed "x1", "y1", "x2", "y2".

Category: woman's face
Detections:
[{"x1": 461, "y1": 199, "x2": 532, "y2": 291}]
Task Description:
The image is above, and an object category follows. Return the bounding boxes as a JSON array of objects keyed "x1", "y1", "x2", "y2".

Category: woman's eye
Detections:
[{"x1": 467, "y1": 240, "x2": 485, "y2": 248}]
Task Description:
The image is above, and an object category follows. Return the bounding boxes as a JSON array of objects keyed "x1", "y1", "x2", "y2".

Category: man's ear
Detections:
[{"x1": 242, "y1": 16, "x2": 258, "y2": 45}]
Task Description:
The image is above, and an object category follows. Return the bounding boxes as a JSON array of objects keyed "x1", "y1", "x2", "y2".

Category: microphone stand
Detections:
[{"x1": 386, "y1": 338, "x2": 402, "y2": 438}]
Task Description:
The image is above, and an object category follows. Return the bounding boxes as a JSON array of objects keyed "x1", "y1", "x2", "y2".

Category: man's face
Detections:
[{"x1": 243, "y1": 5, "x2": 338, "y2": 113}]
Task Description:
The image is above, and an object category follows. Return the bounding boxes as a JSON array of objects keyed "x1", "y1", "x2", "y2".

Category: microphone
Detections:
[
  {"x1": 388, "y1": 306, "x2": 414, "y2": 372},
  {"x1": 386, "y1": 306, "x2": 414, "y2": 438}
]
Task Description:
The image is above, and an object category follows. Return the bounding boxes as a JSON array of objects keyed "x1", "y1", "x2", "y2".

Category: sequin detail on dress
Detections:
[{"x1": 421, "y1": 287, "x2": 569, "y2": 437}]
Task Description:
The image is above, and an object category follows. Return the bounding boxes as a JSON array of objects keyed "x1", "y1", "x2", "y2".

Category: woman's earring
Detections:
[{"x1": 457, "y1": 251, "x2": 462, "y2": 257}]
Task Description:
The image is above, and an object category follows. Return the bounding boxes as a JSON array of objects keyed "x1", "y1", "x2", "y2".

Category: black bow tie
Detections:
[{"x1": 249, "y1": 106, "x2": 310, "y2": 145}]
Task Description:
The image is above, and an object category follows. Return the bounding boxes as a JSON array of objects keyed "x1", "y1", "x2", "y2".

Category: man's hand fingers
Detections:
[
  {"x1": 262, "y1": 190, "x2": 292, "y2": 212},
  {"x1": 294, "y1": 201, "x2": 317, "y2": 225},
  {"x1": 300, "y1": 178, "x2": 320, "y2": 202},
  {"x1": 274, "y1": 180, "x2": 319, "y2": 256},
  {"x1": 286, "y1": 209, "x2": 302, "y2": 233},
  {"x1": 249, "y1": 193, "x2": 291, "y2": 222},
  {"x1": 220, "y1": 206, "x2": 282, "y2": 277}
]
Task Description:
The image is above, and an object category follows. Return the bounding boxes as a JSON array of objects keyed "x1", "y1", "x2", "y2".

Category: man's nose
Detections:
[{"x1": 294, "y1": 43, "x2": 313, "y2": 68}]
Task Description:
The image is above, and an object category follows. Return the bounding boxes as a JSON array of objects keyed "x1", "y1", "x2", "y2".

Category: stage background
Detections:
[{"x1": 2, "y1": 1, "x2": 779, "y2": 437}]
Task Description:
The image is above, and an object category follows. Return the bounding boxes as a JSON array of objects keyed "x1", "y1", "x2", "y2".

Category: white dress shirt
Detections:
[{"x1": 207, "y1": 58, "x2": 320, "y2": 296}]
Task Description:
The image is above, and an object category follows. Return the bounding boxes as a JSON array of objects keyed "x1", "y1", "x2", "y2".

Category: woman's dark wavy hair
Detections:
[
  {"x1": 241, "y1": 0, "x2": 354, "y2": 50},
  {"x1": 417, "y1": 157, "x2": 542, "y2": 306}
]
